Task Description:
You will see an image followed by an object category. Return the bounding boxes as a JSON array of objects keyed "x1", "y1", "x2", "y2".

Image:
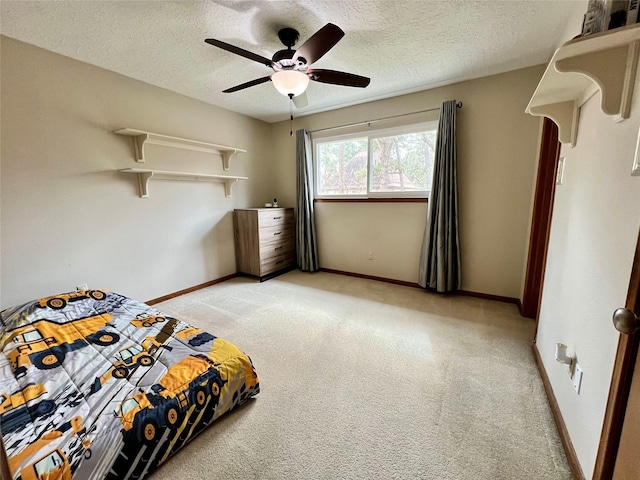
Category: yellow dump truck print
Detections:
[
  {"x1": 5, "y1": 314, "x2": 118, "y2": 377},
  {"x1": 118, "y1": 355, "x2": 224, "y2": 443}
]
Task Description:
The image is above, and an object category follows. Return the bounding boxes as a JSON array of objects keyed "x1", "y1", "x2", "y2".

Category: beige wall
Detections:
[
  {"x1": 271, "y1": 66, "x2": 545, "y2": 298},
  {"x1": 0, "y1": 37, "x2": 543, "y2": 307},
  {"x1": 0, "y1": 36, "x2": 273, "y2": 308},
  {"x1": 536, "y1": 81, "x2": 640, "y2": 476}
]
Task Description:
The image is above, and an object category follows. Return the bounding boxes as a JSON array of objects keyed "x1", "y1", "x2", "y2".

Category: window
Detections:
[
  {"x1": 314, "y1": 122, "x2": 438, "y2": 198},
  {"x1": 34, "y1": 451, "x2": 64, "y2": 476},
  {"x1": 121, "y1": 398, "x2": 140, "y2": 415},
  {"x1": 23, "y1": 330, "x2": 43, "y2": 343}
]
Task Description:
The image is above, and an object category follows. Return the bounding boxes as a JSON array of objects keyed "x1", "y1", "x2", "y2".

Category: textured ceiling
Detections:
[{"x1": 0, "y1": 0, "x2": 587, "y2": 123}]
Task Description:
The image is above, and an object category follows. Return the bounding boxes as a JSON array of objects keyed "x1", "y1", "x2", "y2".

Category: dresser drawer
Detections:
[
  {"x1": 258, "y1": 225, "x2": 293, "y2": 244},
  {"x1": 259, "y1": 236, "x2": 295, "y2": 260},
  {"x1": 261, "y1": 252, "x2": 296, "y2": 275},
  {"x1": 258, "y1": 209, "x2": 293, "y2": 228}
]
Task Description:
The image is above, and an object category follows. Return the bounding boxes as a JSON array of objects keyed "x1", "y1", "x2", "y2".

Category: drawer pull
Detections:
[
  {"x1": 274, "y1": 246, "x2": 283, "y2": 250},
  {"x1": 273, "y1": 216, "x2": 282, "y2": 219},
  {"x1": 276, "y1": 260, "x2": 284, "y2": 265},
  {"x1": 273, "y1": 231, "x2": 281, "y2": 236}
]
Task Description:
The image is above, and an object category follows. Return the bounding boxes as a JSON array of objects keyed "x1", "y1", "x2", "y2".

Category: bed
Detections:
[{"x1": 0, "y1": 289, "x2": 259, "y2": 480}]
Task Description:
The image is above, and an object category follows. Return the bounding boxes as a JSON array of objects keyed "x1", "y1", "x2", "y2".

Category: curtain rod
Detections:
[{"x1": 308, "y1": 101, "x2": 463, "y2": 134}]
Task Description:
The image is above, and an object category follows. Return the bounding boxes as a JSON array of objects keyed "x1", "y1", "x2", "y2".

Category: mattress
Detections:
[{"x1": 0, "y1": 289, "x2": 259, "y2": 480}]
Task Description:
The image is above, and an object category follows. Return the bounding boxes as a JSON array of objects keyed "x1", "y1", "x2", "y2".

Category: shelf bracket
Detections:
[
  {"x1": 130, "y1": 133, "x2": 149, "y2": 163},
  {"x1": 222, "y1": 149, "x2": 239, "y2": 171},
  {"x1": 223, "y1": 178, "x2": 238, "y2": 198},
  {"x1": 528, "y1": 100, "x2": 580, "y2": 147},
  {"x1": 134, "y1": 171, "x2": 154, "y2": 198},
  {"x1": 555, "y1": 40, "x2": 639, "y2": 121}
]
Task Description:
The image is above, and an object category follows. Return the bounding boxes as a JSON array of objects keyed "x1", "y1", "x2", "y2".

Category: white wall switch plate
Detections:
[
  {"x1": 573, "y1": 364, "x2": 583, "y2": 394},
  {"x1": 632, "y1": 126, "x2": 640, "y2": 176},
  {"x1": 556, "y1": 156, "x2": 565, "y2": 185}
]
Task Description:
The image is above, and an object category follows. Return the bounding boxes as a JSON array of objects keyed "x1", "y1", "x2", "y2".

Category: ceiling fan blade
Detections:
[
  {"x1": 307, "y1": 69, "x2": 370, "y2": 88},
  {"x1": 293, "y1": 23, "x2": 344, "y2": 65},
  {"x1": 223, "y1": 76, "x2": 272, "y2": 93},
  {"x1": 293, "y1": 91, "x2": 308, "y2": 109},
  {"x1": 205, "y1": 38, "x2": 273, "y2": 67}
]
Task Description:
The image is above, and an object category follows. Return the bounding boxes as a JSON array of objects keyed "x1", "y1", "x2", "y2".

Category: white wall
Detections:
[
  {"x1": 271, "y1": 66, "x2": 545, "y2": 297},
  {"x1": 0, "y1": 36, "x2": 273, "y2": 308},
  {"x1": 536, "y1": 83, "x2": 640, "y2": 476}
]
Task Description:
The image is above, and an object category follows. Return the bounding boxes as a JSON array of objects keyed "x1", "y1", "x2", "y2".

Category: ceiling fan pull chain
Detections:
[{"x1": 289, "y1": 95, "x2": 294, "y2": 137}]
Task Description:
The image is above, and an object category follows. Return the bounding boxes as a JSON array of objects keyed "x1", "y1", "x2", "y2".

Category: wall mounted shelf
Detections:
[
  {"x1": 114, "y1": 128, "x2": 246, "y2": 170},
  {"x1": 119, "y1": 168, "x2": 248, "y2": 198},
  {"x1": 526, "y1": 25, "x2": 640, "y2": 146}
]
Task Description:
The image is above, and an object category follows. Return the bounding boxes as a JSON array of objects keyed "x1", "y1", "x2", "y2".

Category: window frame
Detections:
[{"x1": 313, "y1": 121, "x2": 438, "y2": 200}]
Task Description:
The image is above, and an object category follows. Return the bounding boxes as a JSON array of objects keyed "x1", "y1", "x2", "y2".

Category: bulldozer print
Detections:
[
  {"x1": 111, "y1": 345, "x2": 155, "y2": 379},
  {"x1": 130, "y1": 314, "x2": 166, "y2": 329},
  {"x1": 89, "y1": 344, "x2": 158, "y2": 395}
]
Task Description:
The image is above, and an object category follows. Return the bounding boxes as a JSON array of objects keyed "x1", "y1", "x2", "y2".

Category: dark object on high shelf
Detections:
[{"x1": 609, "y1": 8, "x2": 628, "y2": 29}]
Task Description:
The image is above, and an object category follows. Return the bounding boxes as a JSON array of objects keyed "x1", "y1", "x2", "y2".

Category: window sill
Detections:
[{"x1": 314, "y1": 198, "x2": 428, "y2": 203}]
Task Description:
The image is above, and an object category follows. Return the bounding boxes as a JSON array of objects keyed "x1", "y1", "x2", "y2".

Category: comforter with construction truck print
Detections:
[{"x1": 0, "y1": 289, "x2": 259, "y2": 480}]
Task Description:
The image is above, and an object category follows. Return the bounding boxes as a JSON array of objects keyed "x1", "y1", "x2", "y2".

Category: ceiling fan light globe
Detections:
[{"x1": 272, "y1": 71, "x2": 309, "y2": 97}]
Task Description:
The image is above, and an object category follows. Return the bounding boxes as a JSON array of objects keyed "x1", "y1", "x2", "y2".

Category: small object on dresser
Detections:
[
  {"x1": 265, "y1": 202, "x2": 272, "y2": 207},
  {"x1": 273, "y1": 197, "x2": 278, "y2": 208}
]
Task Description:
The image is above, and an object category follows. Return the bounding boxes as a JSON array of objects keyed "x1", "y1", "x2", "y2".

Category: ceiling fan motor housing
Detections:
[
  {"x1": 273, "y1": 28, "x2": 307, "y2": 69},
  {"x1": 277, "y1": 27, "x2": 299, "y2": 48}
]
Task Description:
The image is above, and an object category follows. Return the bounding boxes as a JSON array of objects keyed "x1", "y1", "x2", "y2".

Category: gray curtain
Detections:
[
  {"x1": 295, "y1": 129, "x2": 319, "y2": 271},
  {"x1": 418, "y1": 100, "x2": 461, "y2": 292}
]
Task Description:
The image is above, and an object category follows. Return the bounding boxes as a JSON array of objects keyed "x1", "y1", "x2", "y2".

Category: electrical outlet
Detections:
[
  {"x1": 573, "y1": 364, "x2": 583, "y2": 394},
  {"x1": 367, "y1": 252, "x2": 374, "y2": 260},
  {"x1": 76, "y1": 283, "x2": 88, "y2": 291}
]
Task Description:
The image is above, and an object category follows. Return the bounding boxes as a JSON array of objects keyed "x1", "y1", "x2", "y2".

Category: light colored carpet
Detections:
[{"x1": 149, "y1": 270, "x2": 571, "y2": 480}]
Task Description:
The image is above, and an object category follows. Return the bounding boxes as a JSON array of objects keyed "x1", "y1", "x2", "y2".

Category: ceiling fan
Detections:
[{"x1": 205, "y1": 23, "x2": 370, "y2": 108}]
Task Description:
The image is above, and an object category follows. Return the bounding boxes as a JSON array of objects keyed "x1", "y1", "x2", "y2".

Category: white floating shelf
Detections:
[
  {"x1": 114, "y1": 128, "x2": 246, "y2": 170},
  {"x1": 526, "y1": 25, "x2": 640, "y2": 146},
  {"x1": 119, "y1": 168, "x2": 248, "y2": 198}
]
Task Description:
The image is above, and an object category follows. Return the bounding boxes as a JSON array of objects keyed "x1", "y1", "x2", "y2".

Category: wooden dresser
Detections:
[{"x1": 233, "y1": 208, "x2": 296, "y2": 280}]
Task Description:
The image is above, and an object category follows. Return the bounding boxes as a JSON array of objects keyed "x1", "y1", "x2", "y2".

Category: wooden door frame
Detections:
[
  {"x1": 593, "y1": 229, "x2": 640, "y2": 479},
  {"x1": 521, "y1": 118, "x2": 561, "y2": 322}
]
